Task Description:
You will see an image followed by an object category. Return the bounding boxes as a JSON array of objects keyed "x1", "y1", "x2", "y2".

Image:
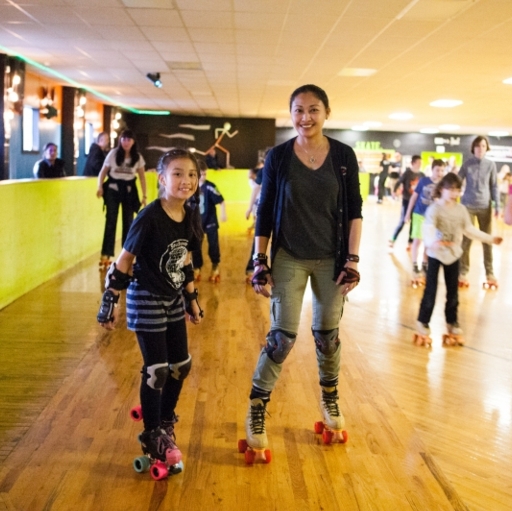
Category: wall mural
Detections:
[{"x1": 146, "y1": 121, "x2": 239, "y2": 168}]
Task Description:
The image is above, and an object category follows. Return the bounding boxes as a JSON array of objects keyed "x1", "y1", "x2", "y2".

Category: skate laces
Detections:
[
  {"x1": 249, "y1": 403, "x2": 267, "y2": 435},
  {"x1": 151, "y1": 428, "x2": 177, "y2": 455},
  {"x1": 322, "y1": 392, "x2": 340, "y2": 418}
]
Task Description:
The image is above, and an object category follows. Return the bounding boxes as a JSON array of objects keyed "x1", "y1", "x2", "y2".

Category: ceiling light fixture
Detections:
[
  {"x1": 351, "y1": 125, "x2": 369, "y2": 131},
  {"x1": 420, "y1": 128, "x2": 439, "y2": 134},
  {"x1": 488, "y1": 130, "x2": 510, "y2": 137},
  {"x1": 430, "y1": 99, "x2": 463, "y2": 108},
  {"x1": 389, "y1": 112, "x2": 413, "y2": 120},
  {"x1": 146, "y1": 72, "x2": 162, "y2": 88},
  {"x1": 502, "y1": 77, "x2": 512, "y2": 85}
]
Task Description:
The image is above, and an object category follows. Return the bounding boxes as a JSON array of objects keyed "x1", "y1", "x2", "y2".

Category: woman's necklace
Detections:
[{"x1": 297, "y1": 138, "x2": 326, "y2": 165}]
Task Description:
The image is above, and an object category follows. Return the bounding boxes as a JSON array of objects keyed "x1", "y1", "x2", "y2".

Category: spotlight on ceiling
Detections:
[{"x1": 146, "y1": 72, "x2": 162, "y2": 88}]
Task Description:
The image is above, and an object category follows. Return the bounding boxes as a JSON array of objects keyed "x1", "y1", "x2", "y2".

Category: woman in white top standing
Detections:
[{"x1": 97, "y1": 130, "x2": 147, "y2": 269}]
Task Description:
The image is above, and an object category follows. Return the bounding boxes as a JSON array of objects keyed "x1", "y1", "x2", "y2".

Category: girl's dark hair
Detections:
[
  {"x1": 289, "y1": 84, "x2": 330, "y2": 111},
  {"x1": 157, "y1": 148, "x2": 203, "y2": 241},
  {"x1": 433, "y1": 172, "x2": 462, "y2": 198},
  {"x1": 115, "y1": 130, "x2": 140, "y2": 167}
]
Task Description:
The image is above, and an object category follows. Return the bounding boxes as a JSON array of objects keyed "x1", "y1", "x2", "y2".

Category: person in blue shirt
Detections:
[
  {"x1": 405, "y1": 160, "x2": 446, "y2": 283},
  {"x1": 191, "y1": 160, "x2": 227, "y2": 282}
]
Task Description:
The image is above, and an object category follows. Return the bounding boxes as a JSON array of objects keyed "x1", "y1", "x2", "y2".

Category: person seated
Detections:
[{"x1": 33, "y1": 142, "x2": 66, "y2": 178}]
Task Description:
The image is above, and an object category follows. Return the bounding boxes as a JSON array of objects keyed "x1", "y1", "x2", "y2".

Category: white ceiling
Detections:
[{"x1": 1, "y1": 0, "x2": 512, "y2": 134}]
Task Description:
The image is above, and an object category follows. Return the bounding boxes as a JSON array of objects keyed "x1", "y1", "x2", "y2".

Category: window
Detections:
[
  {"x1": 22, "y1": 106, "x2": 40, "y2": 152},
  {"x1": 85, "y1": 122, "x2": 94, "y2": 155}
]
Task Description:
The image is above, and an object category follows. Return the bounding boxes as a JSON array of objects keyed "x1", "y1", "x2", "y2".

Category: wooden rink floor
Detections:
[{"x1": 0, "y1": 198, "x2": 511, "y2": 511}]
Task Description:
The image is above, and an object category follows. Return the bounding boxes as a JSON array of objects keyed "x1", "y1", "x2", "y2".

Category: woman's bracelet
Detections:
[{"x1": 346, "y1": 254, "x2": 359, "y2": 263}]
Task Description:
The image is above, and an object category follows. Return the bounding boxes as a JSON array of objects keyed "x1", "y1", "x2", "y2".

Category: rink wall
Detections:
[{"x1": 0, "y1": 170, "x2": 368, "y2": 310}]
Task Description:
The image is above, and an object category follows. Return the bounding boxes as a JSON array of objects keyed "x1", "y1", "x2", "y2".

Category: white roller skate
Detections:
[
  {"x1": 411, "y1": 265, "x2": 425, "y2": 288},
  {"x1": 314, "y1": 388, "x2": 348, "y2": 444},
  {"x1": 413, "y1": 321, "x2": 432, "y2": 347},
  {"x1": 443, "y1": 323, "x2": 465, "y2": 347},
  {"x1": 483, "y1": 274, "x2": 498, "y2": 290},
  {"x1": 238, "y1": 398, "x2": 271, "y2": 464}
]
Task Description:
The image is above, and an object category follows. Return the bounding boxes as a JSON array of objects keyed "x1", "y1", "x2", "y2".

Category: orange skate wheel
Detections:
[
  {"x1": 314, "y1": 421, "x2": 324, "y2": 434},
  {"x1": 322, "y1": 429, "x2": 333, "y2": 445},
  {"x1": 244, "y1": 449, "x2": 256, "y2": 464},
  {"x1": 263, "y1": 449, "x2": 272, "y2": 463},
  {"x1": 238, "y1": 439, "x2": 248, "y2": 453},
  {"x1": 334, "y1": 430, "x2": 348, "y2": 444}
]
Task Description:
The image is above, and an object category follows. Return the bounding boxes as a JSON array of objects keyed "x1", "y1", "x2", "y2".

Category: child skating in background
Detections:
[
  {"x1": 97, "y1": 148, "x2": 204, "y2": 474},
  {"x1": 414, "y1": 173, "x2": 502, "y2": 346},
  {"x1": 405, "y1": 159, "x2": 446, "y2": 285},
  {"x1": 192, "y1": 160, "x2": 227, "y2": 282}
]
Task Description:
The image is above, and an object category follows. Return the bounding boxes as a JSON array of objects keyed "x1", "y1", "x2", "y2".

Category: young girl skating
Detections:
[
  {"x1": 97, "y1": 148, "x2": 203, "y2": 478},
  {"x1": 414, "y1": 173, "x2": 502, "y2": 346}
]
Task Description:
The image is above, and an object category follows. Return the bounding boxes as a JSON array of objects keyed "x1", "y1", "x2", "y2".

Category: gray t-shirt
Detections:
[{"x1": 278, "y1": 152, "x2": 338, "y2": 259}]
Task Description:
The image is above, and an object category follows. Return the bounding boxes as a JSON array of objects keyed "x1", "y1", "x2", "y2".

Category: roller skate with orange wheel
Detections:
[
  {"x1": 238, "y1": 398, "x2": 271, "y2": 464},
  {"x1": 314, "y1": 387, "x2": 348, "y2": 445},
  {"x1": 442, "y1": 323, "x2": 465, "y2": 347},
  {"x1": 209, "y1": 264, "x2": 220, "y2": 283},
  {"x1": 130, "y1": 405, "x2": 184, "y2": 480},
  {"x1": 99, "y1": 256, "x2": 112, "y2": 271},
  {"x1": 413, "y1": 321, "x2": 432, "y2": 347},
  {"x1": 458, "y1": 274, "x2": 470, "y2": 289},
  {"x1": 411, "y1": 265, "x2": 425, "y2": 289},
  {"x1": 193, "y1": 268, "x2": 201, "y2": 282},
  {"x1": 483, "y1": 274, "x2": 498, "y2": 290}
]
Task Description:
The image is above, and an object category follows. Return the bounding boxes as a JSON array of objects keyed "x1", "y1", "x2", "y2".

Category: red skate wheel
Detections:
[
  {"x1": 314, "y1": 421, "x2": 324, "y2": 434},
  {"x1": 150, "y1": 461, "x2": 169, "y2": 481},
  {"x1": 264, "y1": 449, "x2": 272, "y2": 464},
  {"x1": 244, "y1": 449, "x2": 256, "y2": 464},
  {"x1": 341, "y1": 430, "x2": 348, "y2": 443},
  {"x1": 238, "y1": 439, "x2": 248, "y2": 453},
  {"x1": 322, "y1": 430, "x2": 333, "y2": 445},
  {"x1": 130, "y1": 405, "x2": 143, "y2": 421}
]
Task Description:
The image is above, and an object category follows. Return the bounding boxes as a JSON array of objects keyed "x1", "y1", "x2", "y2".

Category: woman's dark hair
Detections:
[
  {"x1": 289, "y1": 84, "x2": 330, "y2": 111},
  {"x1": 115, "y1": 130, "x2": 140, "y2": 167},
  {"x1": 42, "y1": 142, "x2": 57, "y2": 152},
  {"x1": 433, "y1": 172, "x2": 462, "y2": 199},
  {"x1": 156, "y1": 148, "x2": 203, "y2": 241},
  {"x1": 471, "y1": 135, "x2": 490, "y2": 154}
]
